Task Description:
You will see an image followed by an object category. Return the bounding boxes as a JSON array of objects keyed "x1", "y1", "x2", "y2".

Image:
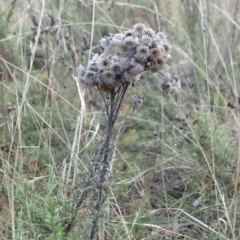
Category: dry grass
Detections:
[{"x1": 1, "y1": 0, "x2": 240, "y2": 239}]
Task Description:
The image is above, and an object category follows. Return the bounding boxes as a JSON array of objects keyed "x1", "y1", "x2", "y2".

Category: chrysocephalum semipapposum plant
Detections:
[
  {"x1": 76, "y1": 23, "x2": 179, "y2": 239},
  {"x1": 79, "y1": 23, "x2": 173, "y2": 90}
]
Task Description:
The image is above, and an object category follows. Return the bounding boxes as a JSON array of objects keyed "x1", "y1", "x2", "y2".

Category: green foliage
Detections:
[
  {"x1": 1, "y1": 0, "x2": 240, "y2": 239},
  {"x1": 14, "y1": 166, "x2": 68, "y2": 239}
]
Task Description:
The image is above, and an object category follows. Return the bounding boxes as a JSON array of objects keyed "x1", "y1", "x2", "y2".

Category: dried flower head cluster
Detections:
[
  {"x1": 132, "y1": 95, "x2": 143, "y2": 109},
  {"x1": 78, "y1": 23, "x2": 171, "y2": 90},
  {"x1": 161, "y1": 75, "x2": 181, "y2": 93}
]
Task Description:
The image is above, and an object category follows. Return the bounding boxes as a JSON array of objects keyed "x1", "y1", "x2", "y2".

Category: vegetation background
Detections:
[{"x1": 1, "y1": 0, "x2": 240, "y2": 239}]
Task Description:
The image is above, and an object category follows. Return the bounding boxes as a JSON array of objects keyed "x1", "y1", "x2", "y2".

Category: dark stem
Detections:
[
  {"x1": 62, "y1": 83, "x2": 130, "y2": 238},
  {"x1": 89, "y1": 83, "x2": 129, "y2": 239}
]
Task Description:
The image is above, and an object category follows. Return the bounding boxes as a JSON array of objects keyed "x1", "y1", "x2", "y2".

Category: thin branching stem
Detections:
[{"x1": 89, "y1": 83, "x2": 130, "y2": 239}]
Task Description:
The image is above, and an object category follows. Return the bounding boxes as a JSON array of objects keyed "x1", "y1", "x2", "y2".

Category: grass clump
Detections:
[{"x1": 1, "y1": 0, "x2": 240, "y2": 239}]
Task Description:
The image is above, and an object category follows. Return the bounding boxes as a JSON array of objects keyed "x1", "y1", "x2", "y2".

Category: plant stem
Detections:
[{"x1": 89, "y1": 83, "x2": 129, "y2": 239}]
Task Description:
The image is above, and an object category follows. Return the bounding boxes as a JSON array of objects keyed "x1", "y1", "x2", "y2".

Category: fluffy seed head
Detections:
[
  {"x1": 157, "y1": 32, "x2": 167, "y2": 40},
  {"x1": 114, "y1": 33, "x2": 123, "y2": 40},
  {"x1": 138, "y1": 46, "x2": 149, "y2": 54},
  {"x1": 124, "y1": 30, "x2": 134, "y2": 37},
  {"x1": 135, "y1": 45, "x2": 149, "y2": 62},
  {"x1": 88, "y1": 62, "x2": 98, "y2": 72},
  {"x1": 133, "y1": 23, "x2": 146, "y2": 36},
  {"x1": 129, "y1": 63, "x2": 144, "y2": 75},
  {"x1": 122, "y1": 36, "x2": 137, "y2": 49},
  {"x1": 143, "y1": 28, "x2": 155, "y2": 37},
  {"x1": 91, "y1": 53, "x2": 100, "y2": 62},
  {"x1": 151, "y1": 57, "x2": 166, "y2": 72},
  {"x1": 163, "y1": 43, "x2": 171, "y2": 53},
  {"x1": 161, "y1": 76, "x2": 181, "y2": 93},
  {"x1": 111, "y1": 62, "x2": 121, "y2": 75},
  {"x1": 85, "y1": 70, "x2": 96, "y2": 86},
  {"x1": 100, "y1": 38, "x2": 110, "y2": 49},
  {"x1": 110, "y1": 38, "x2": 122, "y2": 47},
  {"x1": 78, "y1": 23, "x2": 174, "y2": 90},
  {"x1": 99, "y1": 57, "x2": 110, "y2": 70},
  {"x1": 156, "y1": 57, "x2": 165, "y2": 66},
  {"x1": 78, "y1": 65, "x2": 86, "y2": 80},
  {"x1": 102, "y1": 70, "x2": 115, "y2": 85},
  {"x1": 150, "y1": 48, "x2": 160, "y2": 59},
  {"x1": 141, "y1": 34, "x2": 152, "y2": 46}
]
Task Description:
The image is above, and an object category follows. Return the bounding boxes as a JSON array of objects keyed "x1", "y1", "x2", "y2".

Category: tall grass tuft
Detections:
[{"x1": 1, "y1": 0, "x2": 240, "y2": 239}]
